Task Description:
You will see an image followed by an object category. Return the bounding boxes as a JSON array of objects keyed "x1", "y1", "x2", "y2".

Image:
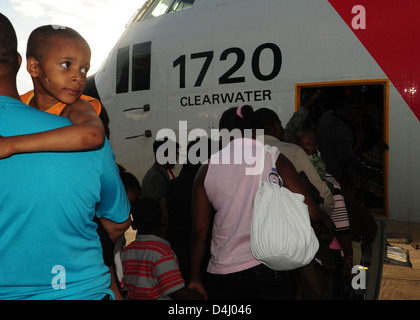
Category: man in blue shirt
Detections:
[{"x1": 0, "y1": 13, "x2": 131, "y2": 299}]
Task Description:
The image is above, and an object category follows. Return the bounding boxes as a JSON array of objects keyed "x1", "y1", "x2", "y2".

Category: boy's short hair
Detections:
[
  {"x1": 253, "y1": 107, "x2": 280, "y2": 131},
  {"x1": 120, "y1": 171, "x2": 141, "y2": 196},
  {"x1": 131, "y1": 198, "x2": 162, "y2": 234},
  {"x1": 0, "y1": 13, "x2": 19, "y2": 73},
  {"x1": 0, "y1": 13, "x2": 17, "y2": 53},
  {"x1": 26, "y1": 25, "x2": 90, "y2": 61},
  {"x1": 296, "y1": 127, "x2": 316, "y2": 142}
]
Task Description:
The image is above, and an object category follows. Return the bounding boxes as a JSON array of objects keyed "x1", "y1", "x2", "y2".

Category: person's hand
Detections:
[
  {"x1": 311, "y1": 90, "x2": 323, "y2": 102},
  {"x1": 303, "y1": 90, "x2": 323, "y2": 110},
  {"x1": 0, "y1": 136, "x2": 14, "y2": 159},
  {"x1": 187, "y1": 281, "x2": 208, "y2": 300}
]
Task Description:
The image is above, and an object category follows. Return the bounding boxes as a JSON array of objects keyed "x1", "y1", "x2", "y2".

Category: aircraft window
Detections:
[
  {"x1": 116, "y1": 46, "x2": 129, "y2": 94},
  {"x1": 141, "y1": 0, "x2": 173, "y2": 20},
  {"x1": 133, "y1": 0, "x2": 194, "y2": 22},
  {"x1": 132, "y1": 42, "x2": 151, "y2": 91},
  {"x1": 168, "y1": 0, "x2": 195, "y2": 13}
]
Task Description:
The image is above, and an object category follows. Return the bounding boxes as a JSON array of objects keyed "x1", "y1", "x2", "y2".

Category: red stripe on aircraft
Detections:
[{"x1": 328, "y1": 0, "x2": 420, "y2": 121}]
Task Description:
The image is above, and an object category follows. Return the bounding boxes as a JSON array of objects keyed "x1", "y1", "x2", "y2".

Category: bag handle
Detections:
[{"x1": 258, "y1": 145, "x2": 283, "y2": 188}]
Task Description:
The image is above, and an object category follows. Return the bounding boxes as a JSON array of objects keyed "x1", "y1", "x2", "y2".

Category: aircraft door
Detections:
[{"x1": 296, "y1": 81, "x2": 389, "y2": 218}]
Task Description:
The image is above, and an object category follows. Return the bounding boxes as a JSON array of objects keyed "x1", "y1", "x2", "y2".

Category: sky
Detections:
[{"x1": 1, "y1": 0, "x2": 146, "y2": 93}]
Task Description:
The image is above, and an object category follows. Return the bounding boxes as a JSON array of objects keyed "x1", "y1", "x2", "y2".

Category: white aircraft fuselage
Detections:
[{"x1": 85, "y1": 0, "x2": 420, "y2": 223}]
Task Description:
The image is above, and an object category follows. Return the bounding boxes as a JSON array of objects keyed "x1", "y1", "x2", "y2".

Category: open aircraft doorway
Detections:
[{"x1": 296, "y1": 80, "x2": 389, "y2": 218}]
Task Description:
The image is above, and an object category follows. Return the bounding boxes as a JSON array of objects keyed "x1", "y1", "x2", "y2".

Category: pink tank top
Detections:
[{"x1": 204, "y1": 138, "x2": 277, "y2": 274}]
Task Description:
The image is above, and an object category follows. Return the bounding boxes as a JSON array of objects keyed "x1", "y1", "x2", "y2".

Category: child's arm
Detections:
[
  {"x1": 62, "y1": 98, "x2": 105, "y2": 148},
  {"x1": 0, "y1": 99, "x2": 105, "y2": 158}
]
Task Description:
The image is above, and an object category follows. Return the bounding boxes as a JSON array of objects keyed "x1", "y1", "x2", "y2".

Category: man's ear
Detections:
[
  {"x1": 26, "y1": 57, "x2": 40, "y2": 77},
  {"x1": 17, "y1": 52, "x2": 22, "y2": 70}
]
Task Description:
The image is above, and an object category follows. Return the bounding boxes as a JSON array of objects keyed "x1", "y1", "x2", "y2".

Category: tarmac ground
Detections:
[
  {"x1": 378, "y1": 220, "x2": 420, "y2": 300},
  {"x1": 122, "y1": 219, "x2": 420, "y2": 300}
]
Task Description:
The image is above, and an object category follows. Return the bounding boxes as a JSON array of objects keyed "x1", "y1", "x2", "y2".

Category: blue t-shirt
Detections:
[{"x1": 0, "y1": 96, "x2": 130, "y2": 299}]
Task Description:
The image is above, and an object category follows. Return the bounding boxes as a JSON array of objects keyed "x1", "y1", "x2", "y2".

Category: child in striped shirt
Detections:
[
  {"x1": 295, "y1": 128, "x2": 353, "y2": 273},
  {"x1": 120, "y1": 197, "x2": 203, "y2": 300}
]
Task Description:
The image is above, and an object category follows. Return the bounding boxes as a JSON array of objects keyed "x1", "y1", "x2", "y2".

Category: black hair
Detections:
[
  {"x1": 296, "y1": 127, "x2": 317, "y2": 143},
  {"x1": 131, "y1": 197, "x2": 163, "y2": 235},
  {"x1": 334, "y1": 96, "x2": 364, "y2": 115},
  {"x1": 219, "y1": 105, "x2": 254, "y2": 132},
  {"x1": 152, "y1": 137, "x2": 180, "y2": 153},
  {"x1": 121, "y1": 171, "x2": 141, "y2": 197},
  {"x1": 180, "y1": 136, "x2": 216, "y2": 174},
  {"x1": 0, "y1": 14, "x2": 17, "y2": 52},
  {"x1": 26, "y1": 25, "x2": 90, "y2": 61},
  {"x1": 0, "y1": 13, "x2": 19, "y2": 73},
  {"x1": 253, "y1": 107, "x2": 280, "y2": 131}
]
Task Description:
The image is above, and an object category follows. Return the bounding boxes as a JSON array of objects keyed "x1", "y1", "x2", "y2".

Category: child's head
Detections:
[
  {"x1": 296, "y1": 128, "x2": 318, "y2": 156},
  {"x1": 120, "y1": 171, "x2": 141, "y2": 205},
  {"x1": 0, "y1": 13, "x2": 20, "y2": 80},
  {"x1": 131, "y1": 197, "x2": 163, "y2": 235},
  {"x1": 253, "y1": 107, "x2": 284, "y2": 141},
  {"x1": 153, "y1": 138, "x2": 180, "y2": 170},
  {"x1": 26, "y1": 25, "x2": 91, "y2": 106},
  {"x1": 219, "y1": 105, "x2": 254, "y2": 133}
]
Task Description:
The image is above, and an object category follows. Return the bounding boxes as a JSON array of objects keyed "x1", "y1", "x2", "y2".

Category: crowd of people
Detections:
[{"x1": 0, "y1": 14, "x2": 378, "y2": 300}]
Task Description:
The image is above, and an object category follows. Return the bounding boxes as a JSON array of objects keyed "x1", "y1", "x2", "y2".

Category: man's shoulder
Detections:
[
  {"x1": 0, "y1": 96, "x2": 71, "y2": 133},
  {"x1": 142, "y1": 165, "x2": 157, "y2": 184},
  {"x1": 265, "y1": 137, "x2": 301, "y2": 153},
  {"x1": 143, "y1": 163, "x2": 168, "y2": 183},
  {"x1": 0, "y1": 95, "x2": 31, "y2": 112}
]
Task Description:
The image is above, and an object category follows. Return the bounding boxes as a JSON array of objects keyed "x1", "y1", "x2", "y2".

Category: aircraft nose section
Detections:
[{"x1": 84, "y1": 74, "x2": 100, "y2": 101}]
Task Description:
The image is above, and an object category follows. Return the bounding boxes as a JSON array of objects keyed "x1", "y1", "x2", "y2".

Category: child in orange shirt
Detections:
[
  {"x1": 0, "y1": 25, "x2": 104, "y2": 158},
  {"x1": 0, "y1": 24, "x2": 123, "y2": 298}
]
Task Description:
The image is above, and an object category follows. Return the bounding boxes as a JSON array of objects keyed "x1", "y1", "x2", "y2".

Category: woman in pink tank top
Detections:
[{"x1": 188, "y1": 105, "x2": 322, "y2": 300}]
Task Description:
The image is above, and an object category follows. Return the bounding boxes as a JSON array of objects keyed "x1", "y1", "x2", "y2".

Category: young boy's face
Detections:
[
  {"x1": 297, "y1": 133, "x2": 318, "y2": 156},
  {"x1": 34, "y1": 36, "x2": 91, "y2": 105}
]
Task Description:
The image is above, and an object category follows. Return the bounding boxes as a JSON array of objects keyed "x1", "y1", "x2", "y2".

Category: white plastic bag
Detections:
[{"x1": 250, "y1": 145, "x2": 319, "y2": 271}]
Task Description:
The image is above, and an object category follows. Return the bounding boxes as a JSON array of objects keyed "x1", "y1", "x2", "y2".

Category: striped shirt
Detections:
[
  {"x1": 120, "y1": 234, "x2": 185, "y2": 300},
  {"x1": 325, "y1": 173, "x2": 350, "y2": 233}
]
